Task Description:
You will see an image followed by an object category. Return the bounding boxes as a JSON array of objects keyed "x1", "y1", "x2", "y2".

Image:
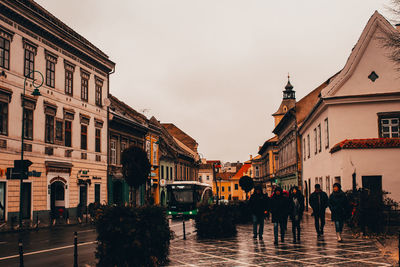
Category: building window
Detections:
[
  {"x1": 307, "y1": 134, "x2": 310, "y2": 158},
  {"x1": 55, "y1": 120, "x2": 63, "y2": 142},
  {"x1": 380, "y1": 117, "x2": 399, "y2": 138},
  {"x1": 323, "y1": 118, "x2": 329, "y2": 148},
  {"x1": 0, "y1": 37, "x2": 10, "y2": 69},
  {"x1": 95, "y1": 184, "x2": 100, "y2": 203},
  {"x1": 313, "y1": 128, "x2": 317, "y2": 154},
  {"x1": 95, "y1": 128, "x2": 101, "y2": 152},
  {"x1": 81, "y1": 70, "x2": 89, "y2": 102},
  {"x1": 235, "y1": 183, "x2": 238, "y2": 190},
  {"x1": 228, "y1": 186, "x2": 231, "y2": 192},
  {"x1": 206, "y1": 175, "x2": 209, "y2": 180},
  {"x1": 0, "y1": 102, "x2": 7, "y2": 135},
  {"x1": 152, "y1": 143, "x2": 158, "y2": 165},
  {"x1": 64, "y1": 120, "x2": 72, "y2": 147},
  {"x1": 110, "y1": 139, "x2": 117, "y2": 165},
  {"x1": 45, "y1": 114, "x2": 54, "y2": 144},
  {"x1": 45, "y1": 52, "x2": 57, "y2": 88},
  {"x1": 23, "y1": 108, "x2": 33, "y2": 140},
  {"x1": 161, "y1": 166, "x2": 164, "y2": 179},
  {"x1": 255, "y1": 166, "x2": 259, "y2": 177},
  {"x1": 222, "y1": 186, "x2": 225, "y2": 192},
  {"x1": 81, "y1": 125, "x2": 87, "y2": 150},
  {"x1": 24, "y1": 50, "x2": 35, "y2": 79},
  {"x1": 166, "y1": 166, "x2": 169, "y2": 180},
  {"x1": 334, "y1": 176, "x2": 341, "y2": 185},
  {"x1": 65, "y1": 70, "x2": 73, "y2": 96},
  {"x1": 326, "y1": 176, "x2": 330, "y2": 194},
  {"x1": 318, "y1": 124, "x2": 322, "y2": 152},
  {"x1": 95, "y1": 77, "x2": 103, "y2": 106}
]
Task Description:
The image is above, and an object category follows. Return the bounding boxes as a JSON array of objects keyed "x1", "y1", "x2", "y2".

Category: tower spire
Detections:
[{"x1": 283, "y1": 73, "x2": 295, "y2": 99}]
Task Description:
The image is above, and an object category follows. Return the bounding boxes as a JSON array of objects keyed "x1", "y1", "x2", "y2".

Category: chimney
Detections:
[
  {"x1": 250, "y1": 155, "x2": 253, "y2": 160},
  {"x1": 396, "y1": 23, "x2": 400, "y2": 31}
]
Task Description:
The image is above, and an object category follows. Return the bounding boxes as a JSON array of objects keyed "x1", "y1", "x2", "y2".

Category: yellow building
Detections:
[{"x1": 146, "y1": 117, "x2": 161, "y2": 204}]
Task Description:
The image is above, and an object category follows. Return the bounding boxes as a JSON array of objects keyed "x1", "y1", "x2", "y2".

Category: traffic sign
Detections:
[{"x1": 14, "y1": 160, "x2": 32, "y2": 173}]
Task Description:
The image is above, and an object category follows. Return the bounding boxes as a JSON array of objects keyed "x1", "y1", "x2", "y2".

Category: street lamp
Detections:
[{"x1": 19, "y1": 70, "x2": 43, "y2": 229}]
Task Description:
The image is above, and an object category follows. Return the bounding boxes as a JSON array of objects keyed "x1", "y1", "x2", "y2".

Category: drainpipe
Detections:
[{"x1": 107, "y1": 66, "x2": 115, "y2": 205}]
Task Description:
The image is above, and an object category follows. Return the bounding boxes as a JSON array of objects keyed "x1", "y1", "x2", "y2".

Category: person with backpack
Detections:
[
  {"x1": 270, "y1": 186, "x2": 289, "y2": 245},
  {"x1": 309, "y1": 184, "x2": 328, "y2": 237}
]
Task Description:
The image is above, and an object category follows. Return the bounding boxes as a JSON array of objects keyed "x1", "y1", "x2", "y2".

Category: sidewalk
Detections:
[{"x1": 167, "y1": 214, "x2": 392, "y2": 266}]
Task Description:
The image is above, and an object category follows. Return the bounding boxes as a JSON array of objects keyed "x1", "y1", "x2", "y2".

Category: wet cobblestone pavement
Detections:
[{"x1": 167, "y1": 214, "x2": 392, "y2": 266}]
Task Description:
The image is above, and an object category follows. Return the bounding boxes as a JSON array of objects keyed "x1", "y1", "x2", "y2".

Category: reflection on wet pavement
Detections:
[{"x1": 166, "y1": 214, "x2": 391, "y2": 266}]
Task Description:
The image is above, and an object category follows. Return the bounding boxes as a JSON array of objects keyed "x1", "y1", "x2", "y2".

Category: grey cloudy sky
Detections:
[{"x1": 36, "y1": 0, "x2": 391, "y2": 162}]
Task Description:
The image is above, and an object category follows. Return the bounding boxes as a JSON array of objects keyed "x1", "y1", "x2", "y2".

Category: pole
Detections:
[
  {"x1": 18, "y1": 238, "x2": 24, "y2": 267},
  {"x1": 19, "y1": 71, "x2": 43, "y2": 229},
  {"x1": 74, "y1": 231, "x2": 78, "y2": 267},
  {"x1": 182, "y1": 216, "x2": 186, "y2": 240}
]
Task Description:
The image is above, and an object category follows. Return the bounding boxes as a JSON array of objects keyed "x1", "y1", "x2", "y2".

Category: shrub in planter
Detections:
[
  {"x1": 96, "y1": 205, "x2": 171, "y2": 267},
  {"x1": 195, "y1": 204, "x2": 237, "y2": 239},
  {"x1": 230, "y1": 201, "x2": 252, "y2": 224}
]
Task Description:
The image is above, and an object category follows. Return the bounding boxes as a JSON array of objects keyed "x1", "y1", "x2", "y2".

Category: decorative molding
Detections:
[
  {"x1": 44, "y1": 49, "x2": 58, "y2": 63},
  {"x1": 43, "y1": 100, "x2": 57, "y2": 115},
  {"x1": 80, "y1": 68, "x2": 90, "y2": 79},
  {"x1": 63, "y1": 107, "x2": 75, "y2": 120},
  {"x1": 63, "y1": 59, "x2": 76, "y2": 72},
  {"x1": 0, "y1": 25, "x2": 14, "y2": 41},
  {"x1": 22, "y1": 37, "x2": 38, "y2": 55},
  {"x1": 95, "y1": 75, "x2": 104, "y2": 86},
  {"x1": 21, "y1": 94, "x2": 37, "y2": 110},
  {"x1": 79, "y1": 113, "x2": 90, "y2": 125},
  {"x1": 94, "y1": 118, "x2": 104, "y2": 128},
  {"x1": 0, "y1": 85, "x2": 12, "y2": 103}
]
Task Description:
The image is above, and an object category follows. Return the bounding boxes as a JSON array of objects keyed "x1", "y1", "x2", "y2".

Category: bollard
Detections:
[
  {"x1": 18, "y1": 238, "x2": 23, "y2": 267},
  {"x1": 74, "y1": 231, "x2": 78, "y2": 267},
  {"x1": 182, "y1": 217, "x2": 186, "y2": 240}
]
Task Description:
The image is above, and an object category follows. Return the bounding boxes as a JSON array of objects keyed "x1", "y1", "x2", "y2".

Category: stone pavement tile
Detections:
[
  {"x1": 326, "y1": 261, "x2": 391, "y2": 267},
  {"x1": 306, "y1": 256, "x2": 356, "y2": 265}
]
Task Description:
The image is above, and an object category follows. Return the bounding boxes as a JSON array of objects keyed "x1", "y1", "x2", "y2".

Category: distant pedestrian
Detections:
[
  {"x1": 270, "y1": 186, "x2": 289, "y2": 245},
  {"x1": 249, "y1": 185, "x2": 268, "y2": 239},
  {"x1": 309, "y1": 184, "x2": 328, "y2": 237},
  {"x1": 329, "y1": 183, "x2": 349, "y2": 242},
  {"x1": 288, "y1": 186, "x2": 304, "y2": 243}
]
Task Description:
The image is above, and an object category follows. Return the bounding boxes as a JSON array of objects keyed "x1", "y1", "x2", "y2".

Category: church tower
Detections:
[{"x1": 272, "y1": 75, "x2": 296, "y2": 127}]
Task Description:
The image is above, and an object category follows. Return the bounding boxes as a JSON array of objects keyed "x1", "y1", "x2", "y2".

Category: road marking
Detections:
[
  {"x1": 0, "y1": 242, "x2": 7, "y2": 244},
  {"x1": 0, "y1": 240, "x2": 97, "y2": 261},
  {"x1": 77, "y1": 229, "x2": 95, "y2": 234}
]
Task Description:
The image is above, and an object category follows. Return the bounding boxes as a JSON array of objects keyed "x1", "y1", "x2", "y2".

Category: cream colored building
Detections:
[
  {"x1": 0, "y1": 1, "x2": 114, "y2": 224},
  {"x1": 299, "y1": 12, "x2": 400, "y2": 201}
]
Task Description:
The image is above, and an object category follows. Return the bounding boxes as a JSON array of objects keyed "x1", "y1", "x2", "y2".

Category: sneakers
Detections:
[
  {"x1": 253, "y1": 235, "x2": 257, "y2": 239},
  {"x1": 336, "y1": 232, "x2": 343, "y2": 242}
]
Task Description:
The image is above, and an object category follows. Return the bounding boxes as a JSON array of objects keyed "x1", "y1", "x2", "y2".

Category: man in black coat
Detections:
[
  {"x1": 270, "y1": 186, "x2": 289, "y2": 245},
  {"x1": 249, "y1": 185, "x2": 268, "y2": 239},
  {"x1": 309, "y1": 184, "x2": 328, "y2": 237},
  {"x1": 329, "y1": 183, "x2": 349, "y2": 242},
  {"x1": 289, "y1": 186, "x2": 304, "y2": 243}
]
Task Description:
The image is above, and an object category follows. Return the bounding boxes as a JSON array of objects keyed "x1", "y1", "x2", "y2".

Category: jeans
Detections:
[
  {"x1": 314, "y1": 212, "x2": 325, "y2": 234},
  {"x1": 334, "y1": 220, "x2": 344, "y2": 233},
  {"x1": 273, "y1": 221, "x2": 285, "y2": 241},
  {"x1": 292, "y1": 219, "x2": 300, "y2": 240},
  {"x1": 252, "y1": 214, "x2": 264, "y2": 236}
]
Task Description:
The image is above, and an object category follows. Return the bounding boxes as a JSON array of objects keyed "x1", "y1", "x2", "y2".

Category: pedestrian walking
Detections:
[
  {"x1": 288, "y1": 186, "x2": 304, "y2": 243},
  {"x1": 249, "y1": 185, "x2": 268, "y2": 239},
  {"x1": 309, "y1": 184, "x2": 328, "y2": 237},
  {"x1": 329, "y1": 183, "x2": 349, "y2": 242},
  {"x1": 270, "y1": 186, "x2": 289, "y2": 245}
]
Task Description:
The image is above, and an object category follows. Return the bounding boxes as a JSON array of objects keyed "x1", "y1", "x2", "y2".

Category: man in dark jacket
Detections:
[
  {"x1": 309, "y1": 184, "x2": 328, "y2": 237},
  {"x1": 249, "y1": 185, "x2": 268, "y2": 239},
  {"x1": 329, "y1": 183, "x2": 349, "y2": 242},
  {"x1": 270, "y1": 186, "x2": 289, "y2": 244},
  {"x1": 289, "y1": 186, "x2": 304, "y2": 243}
]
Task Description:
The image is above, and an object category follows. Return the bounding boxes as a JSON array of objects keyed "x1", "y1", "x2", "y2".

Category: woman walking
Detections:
[
  {"x1": 329, "y1": 183, "x2": 349, "y2": 242},
  {"x1": 270, "y1": 187, "x2": 289, "y2": 245},
  {"x1": 289, "y1": 186, "x2": 304, "y2": 243}
]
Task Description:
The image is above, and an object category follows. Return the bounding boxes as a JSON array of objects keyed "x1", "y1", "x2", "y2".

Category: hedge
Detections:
[{"x1": 96, "y1": 205, "x2": 171, "y2": 267}]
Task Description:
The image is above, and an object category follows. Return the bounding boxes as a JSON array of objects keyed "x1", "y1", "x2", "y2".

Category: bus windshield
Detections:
[{"x1": 171, "y1": 190, "x2": 193, "y2": 204}]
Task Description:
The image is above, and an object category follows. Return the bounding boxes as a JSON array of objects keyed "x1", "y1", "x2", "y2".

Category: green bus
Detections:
[{"x1": 167, "y1": 181, "x2": 213, "y2": 217}]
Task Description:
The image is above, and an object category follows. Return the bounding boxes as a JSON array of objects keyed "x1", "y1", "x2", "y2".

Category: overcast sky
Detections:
[{"x1": 36, "y1": 0, "x2": 392, "y2": 162}]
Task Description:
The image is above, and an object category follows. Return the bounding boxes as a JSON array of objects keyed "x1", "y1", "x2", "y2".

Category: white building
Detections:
[
  {"x1": 0, "y1": 1, "x2": 114, "y2": 224},
  {"x1": 299, "y1": 12, "x2": 400, "y2": 201}
]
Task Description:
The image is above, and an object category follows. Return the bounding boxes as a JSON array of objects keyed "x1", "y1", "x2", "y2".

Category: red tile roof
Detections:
[
  {"x1": 232, "y1": 163, "x2": 251, "y2": 180},
  {"x1": 330, "y1": 138, "x2": 400, "y2": 153},
  {"x1": 161, "y1": 123, "x2": 198, "y2": 152}
]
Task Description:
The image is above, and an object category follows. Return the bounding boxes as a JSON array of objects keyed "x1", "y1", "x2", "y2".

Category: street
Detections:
[{"x1": 0, "y1": 218, "x2": 196, "y2": 267}]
